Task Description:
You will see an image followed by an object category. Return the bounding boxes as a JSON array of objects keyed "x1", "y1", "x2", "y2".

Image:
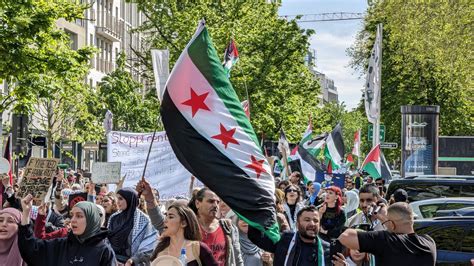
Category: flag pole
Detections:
[
  {"x1": 373, "y1": 24, "x2": 383, "y2": 148},
  {"x1": 239, "y1": 67, "x2": 250, "y2": 119},
  {"x1": 142, "y1": 129, "x2": 157, "y2": 182}
]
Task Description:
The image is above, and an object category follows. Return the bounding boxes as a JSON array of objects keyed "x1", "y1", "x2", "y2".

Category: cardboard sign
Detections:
[
  {"x1": 91, "y1": 162, "x2": 121, "y2": 184},
  {"x1": 17, "y1": 158, "x2": 59, "y2": 201},
  {"x1": 23, "y1": 158, "x2": 59, "y2": 179},
  {"x1": 68, "y1": 192, "x2": 88, "y2": 211}
]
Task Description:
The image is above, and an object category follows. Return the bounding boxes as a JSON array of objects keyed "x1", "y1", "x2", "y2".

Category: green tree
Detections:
[
  {"x1": 98, "y1": 53, "x2": 160, "y2": 132},
  {"x1": 0, "y1": 0, "x2": 93, "y2": 112},
  {"x1": 129, "y1": 1, "x2": 320, "y2": 141},
  {"x1": 348, "y1": 0, "x2": 474, "y2": 156}
]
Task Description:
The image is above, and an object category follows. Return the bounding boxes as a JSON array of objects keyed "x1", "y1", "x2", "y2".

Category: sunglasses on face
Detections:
[{"x1": 286, "y1": 189, "x2": 298, "y2": 193}]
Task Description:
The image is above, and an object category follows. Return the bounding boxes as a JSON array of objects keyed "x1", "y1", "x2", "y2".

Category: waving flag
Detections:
[
  {"x1": 362, "y1": 144, "x2": 381, "y2": 178},
  {"x1": 302, "y1": 132, "x2": 327, "y2": 158},
  {"x1": 160, "y1": 21, "x2": 279, "y2": 242},
  {"x1": 222, "y1": 38, "x2": 239, "y2": 77},
  {"x1": 352, "y1": 129, "x2": 361, "y2": 157},
  {"x1": 241, "y1": 100, "x2": 250, "y2": 119},
  {"x1": 300, "y1": 115, "x2": 313, "y2": 145},
  {"x1": 324, "y1": 123, "x2": 345, "y2": 170}
]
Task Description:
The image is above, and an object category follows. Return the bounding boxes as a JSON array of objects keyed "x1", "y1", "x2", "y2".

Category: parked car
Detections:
[
  {"x1": 410, "y1": 197, "x2": 474, "y2": 219},
  {"x1": 386, "y1": 175, "x2": 474, "y2": 202},
  {"x1": 414, "y1": 217, "x2": 474, "y2": 266}
]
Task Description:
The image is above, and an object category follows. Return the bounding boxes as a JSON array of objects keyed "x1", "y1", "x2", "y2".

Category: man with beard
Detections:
[
  {"x1": 248, "y1": 205, "x2": 330, "y2": 265},
  {"x1": 346, "y1": 184, "x2": 385, "y2": 231},
  {"x1": 189, "y1": 188, "x2": 243, "y2": 266}
]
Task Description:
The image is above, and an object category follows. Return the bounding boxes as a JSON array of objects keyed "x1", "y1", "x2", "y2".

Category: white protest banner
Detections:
[
  {"x1": 107, "y1": 131, "x2": 193, "y2": 200},
  {"x1": 91, "y1": 162, "x2": 122, "y2": 184}
]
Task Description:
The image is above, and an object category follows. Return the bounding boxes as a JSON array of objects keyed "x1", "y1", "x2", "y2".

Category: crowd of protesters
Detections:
[{"x1": 0, "y1": 166, "x2": 436, "y2": 266}]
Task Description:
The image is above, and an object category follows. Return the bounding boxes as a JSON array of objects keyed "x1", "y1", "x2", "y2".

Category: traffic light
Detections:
[{"x1": 11, "y1": 114, "x2": 29, "y2": 154}]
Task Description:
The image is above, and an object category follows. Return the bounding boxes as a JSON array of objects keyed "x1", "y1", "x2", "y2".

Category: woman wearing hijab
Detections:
[
  {"x1": 0, "y1": 208, "x2": 24, "y2": 266},
  {"x1": 232, "y1": 216, "x2": 267, "y2": 266},
  {"x1": 343, "y1": 190, "x2": 359, "y2": 220},
  {"x1": 108, "y1": 187, "x2": 157, "y2": 266},
  {"x1": 18, "y1": 194, "x2": 116, "y2": 266}
]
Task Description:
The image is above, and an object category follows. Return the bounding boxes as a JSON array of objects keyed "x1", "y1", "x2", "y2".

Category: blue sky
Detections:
[{"x1": 279, "y1": 0, "x2": 368, "y2": 110}]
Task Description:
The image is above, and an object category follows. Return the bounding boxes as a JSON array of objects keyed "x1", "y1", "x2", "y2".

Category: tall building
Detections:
[
  {"x1": 57, "y1": 0, "x2": 146, "y2": 88},
  {"x1": 304, "y1": 50, "x2": 339, "y2": 105},
  {"x1": 0, "y1": 1, "x2": 148, "y2": 171}
]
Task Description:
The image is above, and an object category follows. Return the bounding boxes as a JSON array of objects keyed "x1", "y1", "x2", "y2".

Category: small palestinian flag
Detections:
[
  {"x1": 362, "y1": 144, "x2": 382, "y2": 178},
  {"x1": 160, "y1": 21, "x2": 279, "y2": 242},
  {"x1": 324, "y1": 123, "x2": 345, "y2": 170},
  {"x1": 241, "y1": 100, "x2": 250, "y2": 119},
  {"x1": 289, "y1": 145, "x2": 325, "y2": 185},
  {"x1": 346, "y1": 153, "x2": 355, "y2": 167},
  {"x1": 302, "y1": 133, "x2": 327, "y2": 158},
  {"x1": 300, "y1": 115, "x2": 313, "y2": 145},
  {"x1": 352, "y1": 129, "x2": 361, "y2": 157},
  {"x1": 222, "y1": 38, "x2": 239, "y2": 77}
]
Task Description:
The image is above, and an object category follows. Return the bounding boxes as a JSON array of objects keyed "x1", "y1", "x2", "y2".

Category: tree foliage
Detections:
[
  {"x1": 348, "y1": 0, "x2": 474, "y2": 154},
  {"x1": 129, "y1": 1, "x2": 320, "y2": 141},
  {"x1": 98, "y1": 53, "x2": 160, "y2": 132},
  {"x1": 0, "y1": 0, "x2": 93, "y2": 113}
]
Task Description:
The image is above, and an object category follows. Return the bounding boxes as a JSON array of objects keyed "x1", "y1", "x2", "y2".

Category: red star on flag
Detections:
[
  {"x1": 181, "y1": 88, "x2": 211, "y2": 117},
  {"x1": 211, "y1": 124, "x2": 240, "y2": 149},
  {"x1": 245, "y1": 155, "x2": 267, "y2": 179}
]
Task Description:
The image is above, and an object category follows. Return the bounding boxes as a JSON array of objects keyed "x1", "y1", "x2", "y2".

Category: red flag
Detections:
[
  {"x1": 3, "y1": 134, "x2": 12, "y2": 185},
  {"x1": 241, "y1": 100, "x2": 250, "y2": 119},
  {"x1": 346, "y1": 153, "x2": 354, "y2": 165}
]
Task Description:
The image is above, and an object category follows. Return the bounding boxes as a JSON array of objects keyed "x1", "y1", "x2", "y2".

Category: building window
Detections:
[{"x1": 65, "y1": 30, "x2": 78, "y2": 50}]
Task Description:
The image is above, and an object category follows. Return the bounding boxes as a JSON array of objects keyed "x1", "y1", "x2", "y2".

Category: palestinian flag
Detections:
[
  {"x1": 300, "y1": 115, "x2": 313, "y2": 145},
  {"x1": 241, "y1": 100, "x2": 250, "y2": 119},
  {"x1": 324, "y1": 123, "x2": 345, "y2": 170},
  {"x1": 352, "y1": 129, "x2": 361, "y2": 157},
  {"x1": 160, "y1": 21, "x2": 279, "y2": 242},
  {"x1": 3, "y1": 134, "x2": 12, "y2": 185},
  {"x1": 289, "y1": 145, "x2": 325, "y2": 184},
  {"x1": 222, "y1": 38, "x2": 239, "y2": 77},
  {"x1": 346, "y1": 153, "x2": 354, "y2": 167},
  {"x1": 302, "y1": 132, "x2": 327, "y2": 158},
  {"x1": 361, "y1": 144, "x2": 382, "y2": 178}
]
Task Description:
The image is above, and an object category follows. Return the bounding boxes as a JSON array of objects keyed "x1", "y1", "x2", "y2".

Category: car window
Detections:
[
  {"x1": 460, "y1": 228, "x2": 474, "y2": 253},
  {"x1": 420, "y1": 204, "x2": 445, "y2": 218},
  {"x1": 443, "y1": 203, "x2": 474, "y2": 211},
  {"x1": 427, "y1": 226, "x2": 464, "y2": 251}
]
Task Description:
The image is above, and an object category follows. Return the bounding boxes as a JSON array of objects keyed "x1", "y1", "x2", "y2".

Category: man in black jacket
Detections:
[{"x1": 248, "y1": 205, "x2": 330, "y2": 266}]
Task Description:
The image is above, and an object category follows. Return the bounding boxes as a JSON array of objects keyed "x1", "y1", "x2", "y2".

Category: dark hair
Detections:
[
  {"x1": 292, "y1": 171, "x2": 301, "y2": 180},
  {"x1": 307, "y1": 181, "x2": 313, "y2": 187},
  {"x1": 277, "y1": 180, "x2": 290, "y2": 189},
  {"x1": 151, "y1": 203, "x2": 201, "y2": 260},
  {"x1": 296, "y1": 205, "x2": 318, "y2": 221},
  {"x1": 359, "y1": 184, "x2": 379, "y2": 197},
  {"x1": 188, "y1": 187, "x2": 211, "y2": 214},
  {"x1": 284, "y1": 185, "x2": 301, "y2": 203}
]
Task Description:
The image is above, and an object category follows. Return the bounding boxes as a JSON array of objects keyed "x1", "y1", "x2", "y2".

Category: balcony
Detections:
[{"x1": 95, "y1": 11, "x2": 123, "y2": 42}]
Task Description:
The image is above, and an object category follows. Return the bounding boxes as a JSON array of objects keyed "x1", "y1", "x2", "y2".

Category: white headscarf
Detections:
[{"x1": 344, "y1": 190, "x2": 359, "y2": 216}]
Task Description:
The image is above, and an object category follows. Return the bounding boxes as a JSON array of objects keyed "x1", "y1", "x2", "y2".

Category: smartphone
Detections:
[{"x1": 329, "y1": 239, "x2": 344, "y2": 258}]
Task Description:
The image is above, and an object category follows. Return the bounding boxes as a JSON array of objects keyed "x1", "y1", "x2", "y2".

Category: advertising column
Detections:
[{"x1": 401, "y1": 105, "x2": 440, "y2": 177}]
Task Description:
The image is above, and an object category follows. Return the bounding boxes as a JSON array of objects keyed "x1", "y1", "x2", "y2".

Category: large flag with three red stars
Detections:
[{"x1": 160, "y1": 21, "x2": 279, "y2": 243}]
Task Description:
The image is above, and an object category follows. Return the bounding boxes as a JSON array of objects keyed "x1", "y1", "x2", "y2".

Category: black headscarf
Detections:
[{"x1": 108, "y1": 187, "x2": 139, "y2": 256}]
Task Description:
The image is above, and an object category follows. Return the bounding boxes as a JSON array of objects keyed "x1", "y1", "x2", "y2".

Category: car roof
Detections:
[
  {"x1": 410, "y1": 197, "x2": 474, "y2": 206},
  {"x1": 404, "y1": 175, "x2": 474, "y2": 179}
]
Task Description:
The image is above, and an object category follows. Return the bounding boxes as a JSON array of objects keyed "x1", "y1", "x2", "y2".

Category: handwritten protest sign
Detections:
[
  {"x1": 17, "y1": 158, "x2": 59, "y2": 201},
  {"x1": 91, "y1": 162, "x2": 122, "y2": 184},
  {"x1": 107, "y1": 131, "x2": 193, "y2": 200}
]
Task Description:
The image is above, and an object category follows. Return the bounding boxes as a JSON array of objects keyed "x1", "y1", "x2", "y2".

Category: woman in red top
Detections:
[{"x1": 150, "y1": 203, "x2": 217, "y2": 266}]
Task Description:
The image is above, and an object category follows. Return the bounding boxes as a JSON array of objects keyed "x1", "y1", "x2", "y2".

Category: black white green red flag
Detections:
[
  {"x1": 361, "y1": 144, "x2": 382, "y2": 178},
  {"x1": 324, "y1": 123, "x2": 345, "y2": 170},
  {"x1": 160, "y1": 21, "x2": 279, "y2": 242}
]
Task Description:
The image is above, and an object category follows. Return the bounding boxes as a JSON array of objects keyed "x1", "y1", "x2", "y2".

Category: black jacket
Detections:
[
  {"x1": 45, "y1": 208, "x2": 65, "y2": 233},
  {"x1": 18, "y1": 224, "x2": 116, "y2": 266},
  {"x1": 248, "y1": 226, "x2": 330, "y2": 266}
]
